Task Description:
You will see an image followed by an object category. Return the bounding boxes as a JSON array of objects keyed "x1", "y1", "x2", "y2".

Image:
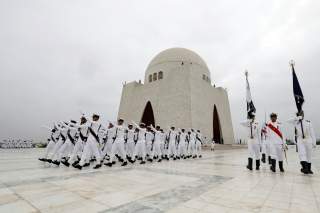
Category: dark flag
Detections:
[
  {"x1": 291, "y1": 61, "x2": 304, "y2": 113},
  {"x1": 245, "y1": 71, "x2": 256, "y2": 119}
]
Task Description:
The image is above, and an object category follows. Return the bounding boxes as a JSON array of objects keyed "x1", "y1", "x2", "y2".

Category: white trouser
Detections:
[
  {"x1": 109, "y1": 139, "x2": 127, "y2": 163},
  {"x1": 146, "y1": 141, "x2": 154, "y2": 158},
  {"x1": 247, "y1": 139, "x2": 260, "y2": 160},
  {"x1": 270, "y1": 143, "x2": 284, "y2": 161},
  {"x1": 160, "y1": 141, "x2": 165, "y2": 156},
  {"x1": 262, "y1": 140, "x2": 270, "y2": 156},
  {"x1": 297, "y1": 139, "x2": 313, "y2": 163},
  {"x1": 68, "y1": 140, "x2": 84, "y2": 164},
  {"x1": 178, "y1": 141, "x2": 186, "y2": 156},
  {"x1": 211, "y1": 143, "x2": 215, "y2": 150},
  {"x1": 134, "y1": 140, "x2": 146, "y2": 160},
  {"x1": 126, "y1": 141, "x2": 135, "y2": 157},
  {"x1": 196, "y1": 141, "x2": 202, "y2": 155},
  {"x1": 44, "y1": 141, "x2": 56, "y2": 159},
  {"x1": 55, "y1": 140, "x2": 74, "y2": 161},
  {"x1": 190, "y1": 140, "x2": 196, "y2": 156},
  {"x1": 79, "y1": 139, "x2": 101, "y2": 166},
  {"x1": 49, "y1": 139, "x2": 64, "y2": 160},
  {"x1": 101, "y1": 139, "x2": 113, "y2": 158},
  {"x1": 168, "y1": 140, "x2": 177, "y2": 156},
  {"x1": 153, "y1": 140, "x2": 162, "y2": 157}
]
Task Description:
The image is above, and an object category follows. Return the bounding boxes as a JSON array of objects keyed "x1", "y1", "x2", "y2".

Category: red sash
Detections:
[{"x1": 267, "y1": 123, "x2": 283, "y2": 139}]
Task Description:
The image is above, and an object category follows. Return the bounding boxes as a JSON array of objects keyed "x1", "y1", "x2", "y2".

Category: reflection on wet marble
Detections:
[{"x1": 0, "y1": 147, "x2": 319, "y2": 213}]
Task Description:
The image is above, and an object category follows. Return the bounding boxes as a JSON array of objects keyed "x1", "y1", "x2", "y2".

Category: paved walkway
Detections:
[{"x1": 0, "y1": 147, "x2": 319, "y2": 213}]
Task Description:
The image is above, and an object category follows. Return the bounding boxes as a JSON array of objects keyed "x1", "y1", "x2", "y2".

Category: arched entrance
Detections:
[
  {"x1": 213, "y1": 105, "x2": 222, "y2": 144},
  {"x1": 140, "y1": 101, "x2": 155, "y2": 127}
]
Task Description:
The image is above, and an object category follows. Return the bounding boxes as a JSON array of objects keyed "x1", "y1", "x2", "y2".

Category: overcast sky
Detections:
[{"x1": 0, "y1": 0, "x2": 319, "y2": 142}]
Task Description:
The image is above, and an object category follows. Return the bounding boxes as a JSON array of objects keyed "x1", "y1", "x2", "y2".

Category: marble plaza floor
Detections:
[{"x1": 0, "y1": 147, "x2": 320, "y2": 213}]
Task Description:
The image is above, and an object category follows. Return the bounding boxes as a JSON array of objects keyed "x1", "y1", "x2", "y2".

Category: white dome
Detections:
[{"x1": 146, "y1": 47, "x2": 209, "y2": 70}]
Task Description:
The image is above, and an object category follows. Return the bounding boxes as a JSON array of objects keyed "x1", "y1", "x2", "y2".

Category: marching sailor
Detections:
[
  {"x1": 101, "y1": 122, "x2": 115, "y2": 160},
  {"x1": 132, "y1": 122, "x2": 147, "y2": 164},
  {"x1": 178, "y1": 128, "x2": 187, "y2": 159},
  {"x1": 105, "y1": 119, "x2": 128, "y2": 167},
  {"x1": 166, "y1": 126, "x2": 178, "y2": 160},
  {"x1": 125, "y1": 124, "x2": 136, "y2": 163},
  {"x1": 241, "y1": 114, "x2": 261, "y2": 170},
  {"x1": 150, "y1": 125, "x2": 163, "y2": 162},
  {"x1": 287, "y1": 111, "x2": 316, "y2": 174},
  {"x1": 75, "y1": 113, "x2": 103, "y2": 169},
  {"x1": 195, "y1": 130, "x2": 203, "y2": 158},
  {"x1": 145, "y1": 126, "x2": 154, "y2": 162},
  {"x1": 67, "y1": 116, "x2": 88, "y2": 167},
  {"x1": 39, "y1": 126, "x2": 60, "y2": 162},
  {"x1": 266, "y1": 113, "x2": 286, "y2": 173}
]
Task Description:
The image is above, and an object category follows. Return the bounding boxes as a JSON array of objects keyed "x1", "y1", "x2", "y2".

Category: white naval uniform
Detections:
[
  {"x1": 189, "y1": 131, "x2": 197, "y2": 156},
  {"x1": 288, "y1": 118, "x2": 316, "y2": 163},
  {"x1": 79, "y1": 121, "x2": 102, "y2": 166},
  {"x1": 240, "y1": 119, "x2": 261, "y2": 160},
  {"x1": 261, "y1": 125, "x2": 270, "y2": 157},
  {"x1": 265, "y1": 121, "x2": 285, "y2": 161},
  {"x1": 43, "y1": 131, "x2": 60, "y2": 159},
  {"x1": 195, "y1": 133, "x2": 202, "y2": 156},
  {"x1": 145, "y1": 131, "x2": 154, "y2": 159},
  {"x1": 134, "y1": 127, "x2": 147, "y2": 160},
  {"x1": 56, "y1": 126, "x2": 78, "y2": 161},
  {"x1": 151, "y1": 129, "x2": 162, "y2": 158},
  {"x1": 126, "y1": 129, "x2": 136, "y2": 158},
  {"x1": 68, "y1": 125, "x2": 88, "y2": 164},
  {"x1": 101, "y1": 127, "x2": 116, "y2": 158},
  {"x1": 167, "y1": 130, "x2": 178, "y2": 157},
  {"x1": 50, "y1": 127, "x2": 68, "y2": 161},
  {"x1": 108, "y1": 124, "x2": 127, "y2": 163},
  {"x1": 159, "y1": 132, "x2": 166, "y2": 157},
  {"x1": 178, "y1": 132, "x2": 187, "y2": 157}
]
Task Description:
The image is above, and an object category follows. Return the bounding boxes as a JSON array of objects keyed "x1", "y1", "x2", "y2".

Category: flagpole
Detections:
[
  {"x1": 245, "y1": 70, "x2": 253, "y2": 139},
  {"x1": 290, "y1": 60, "x2": 305, "y2": 139}
]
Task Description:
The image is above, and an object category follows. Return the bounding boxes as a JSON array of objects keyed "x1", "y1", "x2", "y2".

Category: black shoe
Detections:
[
  {"x1": 173, "y1": 157, "x2": 176, "y2": 160},
  {"x1": 279, "y1": 161, "x2": 284, "y2": 172},
  {"x1": 256, "y1": 160, "x2": 260, "y2": 170},
  {"x1": 300, "y1": 161, "x2": 308, "y2": 174},
  {"x1": 104, "y1": 162, "x2": 112, "y2": 167},
  {"x1": 47, "y1": 159, "x2": 52, "y2": 163},
  {"x1": 199, "y1": 155, "x2": 202, "y2": 158},
  {"x1": 72, "y1": 162, "x2": 78, "y2": 167},
  {"x1": 61, "y1": 161, "x2": 70, "y2": 167},
  {"x1": 270, "y1": 159, "x2": 276, "y2": 172},
  {"x1": 246, "y1": 158, "x2": 253, "y2": 171},
  {"x1": 268, "y1": 156, "x2": 272, "y2": 165},
  {"x1": 176, "y1": 157, "x2": 180, "y2": 160},
  {"x1": 93, "y1": 164, "x2": 101, "y2": 169},
  {"x1": 158, "y1": 159, "x2": 162, "y2": 162},
  {"x1": 192, "y1": 156, "x2": 196, "y2": 159},
  {"x1": 74, "y1": 164, "x2": 82, "y2": 170},
  {"x1": 184, "y1": 157, "x2": 187, "y2": 159},
  {"x1": 38, "y1": 158, "x2": 46, "y2": 162},
  {"x1": 112, "y1": 161, "x2": 116, "y2": 165},
  {"x1": 83, "y1": 162, "x2": 90, "y2": 167},
  {"x1": 307, "y1": 162, "x2": 314, "y2": 174},
  {"x1": 147, "y1": 159, "x2": 153, "y2": 162},
  {"x1": 121, "y1": 162, "x2": 128, "y2": 166},
  {"x1": 140, "y1": 161, "x2": 146, "y2": 164},
  {"x1": 261, "y1": 154, "x2": 266, "y2": 163},
  {"x1": 52, "y1": 160, "x2": 60, "y2": 166}
]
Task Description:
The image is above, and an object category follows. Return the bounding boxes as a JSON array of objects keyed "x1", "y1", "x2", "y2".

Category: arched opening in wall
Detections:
[
  {"x1": 140, "y1": 101, "x2": 155, "y2": 127},
  {"x1": 213, "y1": 105, "x2": 222, "y2": 144}
]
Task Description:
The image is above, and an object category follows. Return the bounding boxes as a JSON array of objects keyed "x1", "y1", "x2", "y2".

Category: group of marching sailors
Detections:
[
  {"x1": 1, "y1": 139, "x2": 33, "y2": 149},
  {"x1": 38, "y1": 113, "x2": 204, "y2": 170},
  {"x1": 241, "y1": 111, "x2": 316, "y2": 175}
]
